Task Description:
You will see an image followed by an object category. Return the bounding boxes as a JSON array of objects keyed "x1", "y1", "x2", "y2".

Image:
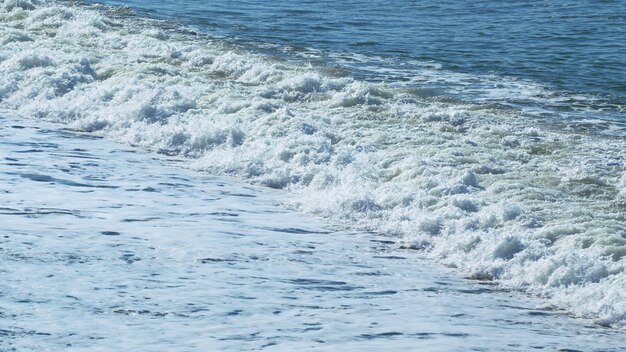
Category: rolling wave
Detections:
[{"x1": 1, "y1": 0, "x2": 625, "y2": 327}]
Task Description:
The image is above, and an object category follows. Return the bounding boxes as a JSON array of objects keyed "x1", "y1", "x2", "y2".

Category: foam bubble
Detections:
[{"x1": 3, "y1": 0, "x2": 40, "y2": 11}]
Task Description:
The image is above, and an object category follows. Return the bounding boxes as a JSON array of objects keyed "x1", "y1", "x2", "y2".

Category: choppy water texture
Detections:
[
  {"x1": 84, "y1": 0, "x2": 626, "y2": 122},
  {"x1": 2, "y1": 117, "x2": 626, "y2": 351},
  {"x1": 1, "y1": 0, "x2": 625, "y2": 334}
]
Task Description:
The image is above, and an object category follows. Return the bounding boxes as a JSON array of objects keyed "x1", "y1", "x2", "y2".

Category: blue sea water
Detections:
[
  {"x1": 86, "y1": 0, "x2": 626, "y2": 121},
  {"x1": 1, "y1": 0, "x2": 626, "y2": 346}
]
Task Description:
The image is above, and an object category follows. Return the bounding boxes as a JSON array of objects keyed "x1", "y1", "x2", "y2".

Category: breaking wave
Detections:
[{"x1": 1, "y1": 0, "x2": 625, "y2": 327}]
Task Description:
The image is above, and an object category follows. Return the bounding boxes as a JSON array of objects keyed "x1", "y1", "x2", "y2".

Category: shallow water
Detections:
[
  {"x1": 1, "y1": 0, "x2": 625, "y2": 327},
  {"x1": 1, "y1": 116, "x2": 625, "y2": 351}
]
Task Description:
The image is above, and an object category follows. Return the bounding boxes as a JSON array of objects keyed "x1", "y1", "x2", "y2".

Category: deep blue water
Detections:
[{"x1": 84, "y1": 0, "x2": 626, "y2": 121}]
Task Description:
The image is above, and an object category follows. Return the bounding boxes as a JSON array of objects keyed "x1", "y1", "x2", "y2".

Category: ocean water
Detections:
[
  {"x1": 3, "y1": 116, "x2": 626, "y2": 351},
  {"x1": 0, "y1": 0, "x2": 625, "y2": 343},
  {"x1": 85, "y1": 0, "x2": 626, "y2": 123}
]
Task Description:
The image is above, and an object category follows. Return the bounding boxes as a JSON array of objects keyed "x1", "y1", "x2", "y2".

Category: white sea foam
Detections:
[
  {"x1": 6, "y1": 117, "x2": 625, "y2": 351},
  {"x1": 1, "y1": 0, "x2": 625, "y2": 327}
]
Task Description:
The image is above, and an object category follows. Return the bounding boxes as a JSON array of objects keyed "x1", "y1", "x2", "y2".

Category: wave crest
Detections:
[{"x1": 1, "y1": 0, "x2": 625, "y2": 327}]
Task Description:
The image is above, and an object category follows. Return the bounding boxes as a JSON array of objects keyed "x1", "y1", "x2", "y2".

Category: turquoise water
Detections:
[{"x1": 85, "y1": 0, "x2": 626, "y2": 121}]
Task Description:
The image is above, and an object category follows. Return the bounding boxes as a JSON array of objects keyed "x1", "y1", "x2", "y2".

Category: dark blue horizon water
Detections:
[{"x1": 83, "y1": 0, "x2": 626, "y2": 121}]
